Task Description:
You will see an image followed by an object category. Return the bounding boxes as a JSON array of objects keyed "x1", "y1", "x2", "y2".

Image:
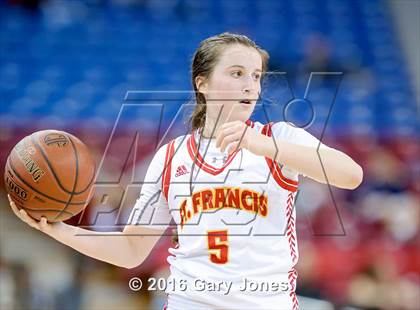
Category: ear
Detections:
[{"x1": 195, "y1": 76, "x2": 208, "y2": 94}]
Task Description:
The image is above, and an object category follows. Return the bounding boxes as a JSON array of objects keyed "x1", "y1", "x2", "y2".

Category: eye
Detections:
[
  {"x1": 231, "y1": 70, "x2": 242, "y2": 78},
  {"x1": 252, "y1": 72, "x2": 261, "y2": 80}
]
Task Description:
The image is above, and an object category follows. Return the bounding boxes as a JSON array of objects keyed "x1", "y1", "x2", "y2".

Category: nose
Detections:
[{"x1": 242, "y1": 75, "x2": 255, "y2": 95}]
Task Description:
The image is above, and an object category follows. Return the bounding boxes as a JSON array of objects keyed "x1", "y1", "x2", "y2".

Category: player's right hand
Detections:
[{"x1": 8, "y1": 194, "x2": 54, "y2": 235}]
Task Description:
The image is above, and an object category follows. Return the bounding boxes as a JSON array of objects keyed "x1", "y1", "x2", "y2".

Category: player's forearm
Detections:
[
  {"x1": 255, "y1": 136, "x2": 363, "y2": 189},
  {"x1": 46, "y1": 222, "x2": 142, "y2": 268}
]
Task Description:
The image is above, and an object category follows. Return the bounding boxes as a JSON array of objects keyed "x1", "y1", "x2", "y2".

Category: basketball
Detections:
[{"x1": 4, "y1": 130, "x2": 96, "y2": 222}]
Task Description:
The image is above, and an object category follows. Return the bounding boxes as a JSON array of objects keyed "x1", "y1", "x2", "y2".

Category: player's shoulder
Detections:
[
  {"x1": 173, "y1": 134, "x2": 190, "y2": 145},
  {"x1": 155, "y1": 134, "x2": 190, "y2": 155},
  {"x1": 270, "y1": 121, "x2": 300, "y2": 135},
  {"x1": 146, "y1": 134, "x2": 191, "y2": 171},
  {"x1": 251, "y1": 120, "x2": 297, "y2": 135}
]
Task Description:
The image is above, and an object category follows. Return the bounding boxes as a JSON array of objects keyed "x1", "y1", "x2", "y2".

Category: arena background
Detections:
[{"x1": 0, "y1": 0, "x2": 419, "y2": 309}]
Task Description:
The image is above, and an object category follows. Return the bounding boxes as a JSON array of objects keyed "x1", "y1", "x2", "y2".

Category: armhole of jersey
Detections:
[
  {"x1": 261, "y1": 123, "x2": 298, "y2": 192},
  {"x1": 162, "y1": 139, "x2": 176, "y2": 202}
]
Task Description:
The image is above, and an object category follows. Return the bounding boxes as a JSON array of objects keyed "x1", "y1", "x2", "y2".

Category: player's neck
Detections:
[
  {"x1": 199, "y1": 127, "x2": 216, "y2": 139},
  {"x1": 200, "y1": 118, "x2": 226, "y2": 139}
]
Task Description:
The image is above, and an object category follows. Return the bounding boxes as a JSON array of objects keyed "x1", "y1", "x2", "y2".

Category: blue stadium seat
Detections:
[{"x1": 0, "y1": 0, "x2": 417, "y2": 135}]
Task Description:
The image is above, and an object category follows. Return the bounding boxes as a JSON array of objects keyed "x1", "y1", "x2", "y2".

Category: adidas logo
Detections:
[{"x1": 175, "y1": 165, "x2": 189, "y2": 177}]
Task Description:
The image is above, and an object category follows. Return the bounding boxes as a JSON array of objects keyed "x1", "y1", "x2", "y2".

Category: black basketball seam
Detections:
[
  {"x1": 31, "y1": 133, "x2": 95, "y2": 195},
  {"x1": 44, "y1": 138, "x2": 68, "y2": 144},
  {"x1": 31, "y1": 133, "x2": 73, "y2": 194},
  {"x1": 54, "y1": 135, "x2": 79, "y2": 221},
  {"x1": 31, "y1": 132, "x2": 96, "y2": 195},
  {"x1": 7, "y1": 157, "x2": 87, "y2": 206},
  {"x1": 68, "y1": 136, "x2": 96, "y2": 194},
  {"x1": 51, "y1": 135, "x2": 96, "y2": 194}
]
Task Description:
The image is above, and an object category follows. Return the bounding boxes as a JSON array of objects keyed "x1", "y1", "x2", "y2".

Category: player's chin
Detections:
[
  {"x1": 232, "y1": 108, "x2": 255, "y2": 123},
  {"x1": 224, "y1": 102, "x2": 255, "y2": 122},
  {"x1": 237, "y1": 102, "x2": 256, "y2": 119}
]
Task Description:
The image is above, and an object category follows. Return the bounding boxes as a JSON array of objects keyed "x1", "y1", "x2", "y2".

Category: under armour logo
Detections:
[
  {"x1": 175, "y1": 165, "x2": 189, "y2": 177},
  {"x1": 212, "y1": 156, "x2": 228, "y2": 164}
]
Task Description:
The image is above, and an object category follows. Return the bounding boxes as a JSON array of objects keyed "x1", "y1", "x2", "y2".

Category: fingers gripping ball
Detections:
[{"x1": 4, "y1": 130, "x2": 96, "y2": 222}]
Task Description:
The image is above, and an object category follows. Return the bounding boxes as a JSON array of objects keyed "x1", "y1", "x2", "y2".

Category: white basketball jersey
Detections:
[{"x1": 129, "y1": 120, "x2": 328, "y2": 310}]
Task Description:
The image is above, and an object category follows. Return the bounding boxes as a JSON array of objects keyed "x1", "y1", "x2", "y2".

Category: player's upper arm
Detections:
[
  {"x1": 121, "y1": 143, "x2": 175, "y2": 267},
  {"x1": 271, "y1": 122, "x2": 329, "y2": 149},
  {"x1": 271, "y1": 122, "x2": 330, "y2": 177},
  {"x1": 124, "y1": 143, "x2": 173, "y2": 235}
]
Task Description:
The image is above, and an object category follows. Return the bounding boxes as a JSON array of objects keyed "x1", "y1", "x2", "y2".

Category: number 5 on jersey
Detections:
[{"x1": 207, "y1": 230, "x2": 229, "y2": 264}]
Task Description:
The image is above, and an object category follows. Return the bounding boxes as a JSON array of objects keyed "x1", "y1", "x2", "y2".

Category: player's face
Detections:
[{"x1": 203, "y1": 44, "x2": 262, "y2": 124}]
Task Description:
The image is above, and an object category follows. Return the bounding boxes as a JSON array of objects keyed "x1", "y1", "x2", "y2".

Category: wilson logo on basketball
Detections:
[
  {"x1": 44, "y1": 133, "x2": 69, "y2": 147},
  {"x1": 5, "y1": 130, "x2": 96, "y2": 222},
  {"x1": 15, "y1": 142, "x2": 45, "y2": 183},
  {"x1": 175, "y1": 165, "x2": 189, "y2": 177}
]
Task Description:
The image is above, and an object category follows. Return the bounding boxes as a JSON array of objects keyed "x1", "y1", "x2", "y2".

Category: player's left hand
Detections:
[{"x1": 216, "y1": 121, "x2": 266, "y2": 155}]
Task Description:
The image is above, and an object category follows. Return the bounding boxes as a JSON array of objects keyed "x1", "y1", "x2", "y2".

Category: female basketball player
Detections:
[{"x1": 9, "y1": 33, "x2": 363, "y2": 309}]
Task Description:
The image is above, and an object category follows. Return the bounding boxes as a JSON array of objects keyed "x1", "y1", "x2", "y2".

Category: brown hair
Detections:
[{"x1": 188, "y1": 32, "x2": 269, "y2": 131}]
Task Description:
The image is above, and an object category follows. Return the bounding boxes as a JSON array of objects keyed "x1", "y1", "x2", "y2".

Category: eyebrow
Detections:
[{"x1": 227, "y1": 65, "x2": 262, "y2": 72}]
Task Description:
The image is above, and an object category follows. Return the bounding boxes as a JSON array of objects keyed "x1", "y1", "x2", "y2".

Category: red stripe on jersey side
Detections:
[
  {"x1": 162, "y1": 140, "x2": 175, "y2": 201},
  {"x1": 285, "y1": 192, "x2": 298, "y2": 264},
  {"x1": 288, "y1": 268, "x2": 299, "y2": 310},
  {"x1": 261, "y1": 123, "x2": 298, "y2": 192},
  {"x1": 186, "y1": 134, "x2": 239, "y2": 176}
]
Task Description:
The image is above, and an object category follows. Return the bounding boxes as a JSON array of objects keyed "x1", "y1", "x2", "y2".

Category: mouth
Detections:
[{"x1": 239, "y1": 99, "x2": 252, "y2": 105}]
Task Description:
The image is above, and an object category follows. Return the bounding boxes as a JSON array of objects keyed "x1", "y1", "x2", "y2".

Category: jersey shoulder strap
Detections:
[
  {"x1": 161, "y1": 135, "x2": 189, "y2": 201},
  {"x1": 260, "y1": 123, "x2": 299, "y2": 192},
  {"x1": 162, "y1": 139, "x2": 176, "y2": 201}
]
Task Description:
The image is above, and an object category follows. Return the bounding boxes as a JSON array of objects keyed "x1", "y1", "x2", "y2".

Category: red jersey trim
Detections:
[
  {"x1": 185, "y1": 119, "x2": 255, "y2": 175},
  {"x1": 261, "y1": 123, "x2": 298, "y2": 192},
  {"x1": 186, "y1": 134, "x2": 239, "y2": 175},
  {"x1": 245, "y1": 119, "x2": 255, "y2": 128},
  {"x1": 288, "y1": 268, "x2": 299, "y2": 310},
  {"x1": 162, "y1": 140, "x2": 175, "y2": 201},
  {"x1": 286, "y1": 192, "x2": 298, "y2": 264}
]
